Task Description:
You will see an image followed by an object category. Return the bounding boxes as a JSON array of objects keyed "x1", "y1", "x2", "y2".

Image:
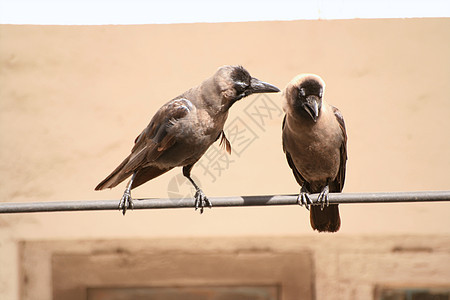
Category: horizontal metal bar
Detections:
[{"x1": 0, "y1": 191, "x2": 449, "y2": 214}]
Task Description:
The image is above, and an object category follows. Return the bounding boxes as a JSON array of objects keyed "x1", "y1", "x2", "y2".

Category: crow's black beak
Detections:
[
  {"x1": 304, "y1": 95, "x2": 320, "y2": 122},
  {"x1": 248, "y1": 77, "x2": 280, "y2": 94}
]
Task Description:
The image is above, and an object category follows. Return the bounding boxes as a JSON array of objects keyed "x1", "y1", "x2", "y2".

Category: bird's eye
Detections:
[
  {"x1": 299, "y1": 88, "x2": 306, "y2": 97},
  {"x1": 319, "y1": 89, "x2": 323, "y2": 98},
  {"x1": 234, "y1": 82, "x2": 247, "y2": 94}
]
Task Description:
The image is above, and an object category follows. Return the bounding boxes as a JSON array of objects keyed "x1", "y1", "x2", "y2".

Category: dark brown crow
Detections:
[
  {"x1": 282, "y1": 74, "x2": 347, "y2": 232},
  {"x1": 96, "y1": 65, "x2": 280, "y2": 214}
]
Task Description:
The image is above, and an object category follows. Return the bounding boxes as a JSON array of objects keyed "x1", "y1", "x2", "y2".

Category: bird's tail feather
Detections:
[
  {"x1": 130, "y1": 166, "x2": 170, "y2": 189},
  {"x1": 310, "y1": 204, "x2": 340, "y2": 232},
  {"x1": 95, "y1": 156, "x2": 133, "y2": 190}
]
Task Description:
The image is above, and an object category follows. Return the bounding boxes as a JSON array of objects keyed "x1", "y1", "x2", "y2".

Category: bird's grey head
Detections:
[
  {"x1": 214, "y1": 65, "x2": 280, "y2": 109},
  {"x1": 289, "y1": 74, "x2": 325, "y2": 122}
]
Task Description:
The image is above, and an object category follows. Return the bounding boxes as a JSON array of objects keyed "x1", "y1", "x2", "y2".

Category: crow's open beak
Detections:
[{"x1": 304, "y1": 95, "x2": 320, "y2": 122}]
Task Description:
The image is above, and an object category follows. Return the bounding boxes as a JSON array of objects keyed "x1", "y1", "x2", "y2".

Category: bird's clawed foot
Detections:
[
  {"x1": 317, "y1": 185, "x2": 330, "y2": 210},
  {"x1": 118, "y1": 189, "x2": 133, "y2": 215},
  {"x1": 297, "y1": 186, "x2": 312, "y2": 210},
  {"x1": 194, "y1": 188, "x2": 212, "y2": 214},
  {"x1": 297, "y1": 192, "x2": 312, "y2": 210}
]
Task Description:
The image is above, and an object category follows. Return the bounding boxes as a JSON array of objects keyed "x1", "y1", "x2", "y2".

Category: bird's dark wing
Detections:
[
  {"x1": 282, "y1": 116, "x2": 307, "y2": 187},
  {"x1": 95, "y1": 98, "x2": 193, "y2": 190},
  {"x1": 330, "y1": 106, "x2": 347, "y2": 192},
  {"x1": 124, "y1": 98, "x2": 193, "y2": 172},
  {"x1": 130, "y1": 165, "x2": 171, "y2": 189}
]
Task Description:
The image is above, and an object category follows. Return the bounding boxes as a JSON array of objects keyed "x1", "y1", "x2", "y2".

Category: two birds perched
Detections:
[{"x1": 95, "y1": 65, "x2": 347, "y2": 232}]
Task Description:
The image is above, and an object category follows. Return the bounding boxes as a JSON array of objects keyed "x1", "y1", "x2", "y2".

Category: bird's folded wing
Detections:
[
  {"x1": 331, "y1": 106, "x2": 347, "y2": 192},
  {"x1": 123, "y1": 98, "x2": 193, "y2": 173},
  {"x1": 282, "y1": 115, "x2": 307, "y2": 186}
]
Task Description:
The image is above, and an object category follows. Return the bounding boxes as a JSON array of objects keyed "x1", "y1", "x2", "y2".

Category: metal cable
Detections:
[{"x1": 0, "y1": 191, "x2": 449, "y2": 214}]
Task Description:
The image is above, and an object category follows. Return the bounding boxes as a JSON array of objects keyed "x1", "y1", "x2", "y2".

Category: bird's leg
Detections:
[
  {"x1": 182, "y1": 165, "x2": 211, "y2": 214},
  {"x1": 190, "y1": 179, "x2": 212, "y2": 214},
  {"x1": 317, "y1": 185, "x2": 330, "y2": 210},
  {"x1": 297, "y1": 185, "x2": 312, "y2": 210},
  {"x1": 118, "y1": 172, "x2": 136, "y2": 215}
]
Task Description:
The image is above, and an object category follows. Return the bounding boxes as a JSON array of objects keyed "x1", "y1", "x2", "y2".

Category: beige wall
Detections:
[{"x1": 0, "y1": 19, "x2": 450, "y2": 299}]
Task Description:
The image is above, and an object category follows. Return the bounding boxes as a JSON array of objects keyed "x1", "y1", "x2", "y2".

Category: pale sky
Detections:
[{"x1": 0, "y1": 0, "x2": 449, "y2": 25}]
